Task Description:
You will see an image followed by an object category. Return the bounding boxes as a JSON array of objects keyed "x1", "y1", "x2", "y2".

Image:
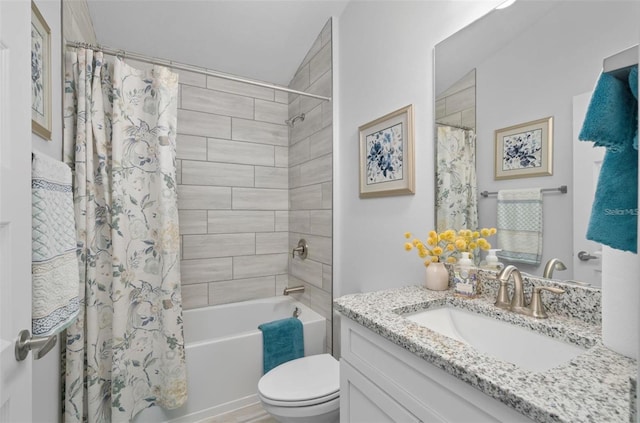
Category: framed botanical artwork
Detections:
[
  {"x1": 31, "y1": 1, "x2": 51, "y2": 140},
  {"x1": 494, "y1": 116, "x2": 553, "y2": 180},
  {"x1": 359, "y1": 104, "x2": 415, "y2": 198}
]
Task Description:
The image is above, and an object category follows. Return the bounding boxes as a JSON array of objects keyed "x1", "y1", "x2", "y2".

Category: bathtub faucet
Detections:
[{"x1": 283, "y1": 285, "x2": 305, "y2": 295}]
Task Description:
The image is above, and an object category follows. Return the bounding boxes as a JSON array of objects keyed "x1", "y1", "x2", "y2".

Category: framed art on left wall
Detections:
[
  {"x1": 359, "y1": 104, "x2": 415, "y2": 198},
  {"x1": 31, "y1": 1, "x2": 51, "y2": 140}
]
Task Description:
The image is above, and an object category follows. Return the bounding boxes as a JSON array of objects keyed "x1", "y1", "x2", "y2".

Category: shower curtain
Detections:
[
  {"x1": 436, "y1": 125, "x2": 479, "y2": 232},
  {"x1": 62, "y1": 49, "x2": 187, "y2": 422}
]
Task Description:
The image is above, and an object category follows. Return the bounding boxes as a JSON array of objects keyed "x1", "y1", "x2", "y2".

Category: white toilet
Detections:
[{"x1": 258, "y1": 353, "x2": 340, "y2": 423}]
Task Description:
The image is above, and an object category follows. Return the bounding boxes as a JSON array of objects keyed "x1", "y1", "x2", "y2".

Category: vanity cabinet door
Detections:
[
  {"x1": 340, "y1": 317, "x2": 534, "y2": 423},
  {"x1": 341, "y1": 360, "x2": 422, "y2": 423}
]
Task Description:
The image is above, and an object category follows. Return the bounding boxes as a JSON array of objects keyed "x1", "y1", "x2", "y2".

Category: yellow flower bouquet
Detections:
[{"x1": 404, "y1": 228, "x2": 496, "y2": 267}]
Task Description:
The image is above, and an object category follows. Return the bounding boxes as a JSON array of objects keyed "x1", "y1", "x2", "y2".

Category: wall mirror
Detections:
[{"x1": 434, "y1": 0, "x2": 639, "y2": 286}]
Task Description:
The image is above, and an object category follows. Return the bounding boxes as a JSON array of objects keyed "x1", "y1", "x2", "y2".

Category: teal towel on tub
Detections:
[{"x1": 258, "y1": 317, "x2": 304, "y2": 374}]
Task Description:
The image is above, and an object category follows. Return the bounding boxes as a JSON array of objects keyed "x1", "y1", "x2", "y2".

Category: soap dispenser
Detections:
[
  {"x1": 480, "y1": 249, "x2": 504, "y2": 271},
  {"x1": 453, "y1": 252, "x2": 478, "y2": 297}
]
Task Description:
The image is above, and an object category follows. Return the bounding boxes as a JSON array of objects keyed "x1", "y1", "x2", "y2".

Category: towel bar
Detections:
[
  {"x1": 15, "y1": 330, "x2": 57, "y2": 361},
  {"x1": 480, "y1": 185, "x2": 567, "y2": 198}
]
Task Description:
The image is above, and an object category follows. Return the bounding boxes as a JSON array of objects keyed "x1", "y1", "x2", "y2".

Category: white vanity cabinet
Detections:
[{"x1": 339, "y1": 317, "x2": 534, "y2": 423}]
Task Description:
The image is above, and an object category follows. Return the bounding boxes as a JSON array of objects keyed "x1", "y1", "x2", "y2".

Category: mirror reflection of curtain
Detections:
[{"x1": 436, "y1": 125, "x2": 478, "y2": 232}]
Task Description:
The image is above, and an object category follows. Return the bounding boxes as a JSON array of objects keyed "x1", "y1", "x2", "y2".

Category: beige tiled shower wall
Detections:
[
  {"x1": 435, "y1": 68, "x2": 476, "y2": 129},
  {"x1": 175, "y1": 66, "x2": 291, "y2": 309},
  {"x1": 286, "y1": 19, "x2": 333, "y2": 354},
  {"x1": 175, "y1": 18, "x2": 333, "y2": 355}
]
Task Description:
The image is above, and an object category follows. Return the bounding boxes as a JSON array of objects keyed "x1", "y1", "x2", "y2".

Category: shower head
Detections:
[{"x1": 285, "y1": 113, "x2": 305, "y2": 128}]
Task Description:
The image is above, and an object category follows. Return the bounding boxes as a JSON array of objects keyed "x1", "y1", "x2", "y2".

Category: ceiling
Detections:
[
  {"x1": 86, "y1": 1, "x2": 350, "y2": 86},
  {"x1": 435, "y1": 0, "x2": 557, "y2": 95}
]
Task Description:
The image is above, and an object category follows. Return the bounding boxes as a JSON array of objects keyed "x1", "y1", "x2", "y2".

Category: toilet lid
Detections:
[{"x1": 258, "y1": 354, "x2": 339, "y2": 406}]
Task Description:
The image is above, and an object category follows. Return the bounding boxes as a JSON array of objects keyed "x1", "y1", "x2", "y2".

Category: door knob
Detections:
[
  {"x1": 15, "y1": 329, "x2": 57, "y2": 361},
  {"x1": 577, "y1": 251, "x2": 600, "y2": 261}
]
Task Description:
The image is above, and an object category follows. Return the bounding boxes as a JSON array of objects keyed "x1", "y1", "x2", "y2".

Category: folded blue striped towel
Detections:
[
  {"x1": 32, "y1": 152, "x2": 80, "y2": 336},
  {"x1": 496, "y1": 188, "x2": 543, "y2": 265}
]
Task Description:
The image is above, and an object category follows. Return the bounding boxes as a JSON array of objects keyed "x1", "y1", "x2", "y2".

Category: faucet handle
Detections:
[
  {"x1": 291, "y1": 239, "x2": 308, "y2": 259},
  {"x1": 494, "y1": 280, "x2": 511, "y2": 309},
  {"x1": 528, "y1": 286, "x2": 565, "y2": 319}
]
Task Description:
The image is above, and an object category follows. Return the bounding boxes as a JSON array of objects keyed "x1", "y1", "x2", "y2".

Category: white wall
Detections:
[
  {"x1": 31, "y1": 0, "x2": 63, "y2": 421},
  {"x1": 62, "y1": 0, "x2": 97, "y2": 44},
  {"x1": 335, "y1": 1, "x2": 500, "y2": 296}
]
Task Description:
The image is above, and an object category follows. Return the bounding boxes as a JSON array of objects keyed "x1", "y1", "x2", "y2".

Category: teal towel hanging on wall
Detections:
[
  {"x1": 580, "y1": 65, "x2": 638, "y2": 253},
  {"x1": 586, "y1": 141, "x2": 637, "y2": 253},
  {"x1": 629, "y1": 66, "x2": 638, "y2": 149},
  {"x1": 579, "y1": 68, "x2": 637, "y2": 151}
]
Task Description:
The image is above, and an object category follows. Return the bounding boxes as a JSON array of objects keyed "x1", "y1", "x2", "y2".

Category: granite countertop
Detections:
[{"x1": 334, "y1": 285, "x2": 637, "y2": 423}]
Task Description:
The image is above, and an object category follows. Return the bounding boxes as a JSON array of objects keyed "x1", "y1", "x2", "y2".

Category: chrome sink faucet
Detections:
[
  {"x1": 495, "y1": 265, "x2": 565, "y2": 318},
  {"x1": 495, "y1": 265, "x2": 527, "y2": 314}
]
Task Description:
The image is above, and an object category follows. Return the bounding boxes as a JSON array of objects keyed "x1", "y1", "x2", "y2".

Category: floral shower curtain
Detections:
[
  {"x1": 62, "y1": 49, "x2": 187, "y2": 422},
  {"x1": 436, "y1": 125, "x2": 479, "y2": 232}
]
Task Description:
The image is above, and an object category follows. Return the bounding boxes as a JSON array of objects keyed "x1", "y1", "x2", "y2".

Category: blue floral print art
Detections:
[
  {"x1": 502, "y1": 129, "x2": 542, "y2": 170},
  {"x1": 31, "y1": 25, "x2": 44, "y2": 116},
  {"x1": 366, "y1": 123, "x2": 404, "y2": 184}
]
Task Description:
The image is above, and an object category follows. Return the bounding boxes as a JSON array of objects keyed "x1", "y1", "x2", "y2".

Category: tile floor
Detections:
[{"x1": 200, "y1": 402, "x2": 277, "y2": 423}]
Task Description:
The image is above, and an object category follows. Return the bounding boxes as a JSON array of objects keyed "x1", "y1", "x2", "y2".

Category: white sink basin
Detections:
[{"x1": 405, "y1": 306, "x2": 586, "y2": 373}]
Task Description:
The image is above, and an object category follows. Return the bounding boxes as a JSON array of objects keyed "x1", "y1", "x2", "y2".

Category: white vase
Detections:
[{"x1": 425, "y1": 262, "x2": 450, "y2": 291}]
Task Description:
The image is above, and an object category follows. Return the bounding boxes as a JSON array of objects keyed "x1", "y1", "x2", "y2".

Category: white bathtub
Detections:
[{"x1": 134, "y1": 296, "x2": 326, "y2": 423}]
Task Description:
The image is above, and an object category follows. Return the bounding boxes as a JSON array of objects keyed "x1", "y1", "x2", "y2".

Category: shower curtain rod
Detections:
[
  {"x1": 65, "y1": 41, "x2": 332, "y2": 102},
  {"x1": 436, "y1": 122, "x2": 474, "y2": 131}
]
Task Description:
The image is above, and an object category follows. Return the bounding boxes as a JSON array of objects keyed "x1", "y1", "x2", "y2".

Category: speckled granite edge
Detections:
[
  {"x1": 631, "y1": 377, "x2": 637, "y2": 423},
  {"x1": 335, "y1": 285, "x2": 637, "y2": 423}
]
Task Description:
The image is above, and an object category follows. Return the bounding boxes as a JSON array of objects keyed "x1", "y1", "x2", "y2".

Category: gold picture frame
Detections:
[
  {"x1": 359, "y1": 105, "x2": 415, "y2": 198},
  {"x1": 494, "y1": 116, "x2": 553, "y2": 180},
  {"x1": 31, "y1": 1, "x2": 51, "y2": 140}
]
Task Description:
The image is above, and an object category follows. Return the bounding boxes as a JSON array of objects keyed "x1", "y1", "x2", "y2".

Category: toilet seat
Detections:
[
  {"x1": 259, "y1": 392, "x2": 339, "y2": 408},
  {"x1": 258, "y1": 354, "x2": 339, "y2": 408}
]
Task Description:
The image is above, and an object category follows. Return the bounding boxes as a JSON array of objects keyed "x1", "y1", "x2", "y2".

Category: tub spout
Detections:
[{"x1": 283, "y1": 285, "x2": 305, "y2": 295}]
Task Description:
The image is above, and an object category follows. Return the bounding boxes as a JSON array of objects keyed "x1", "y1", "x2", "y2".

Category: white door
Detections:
[
  {"x1": 0, "y1": 0, "x2": 34, "y2": 421},
  {"x1": 572, "y1": 92, "x2": 605, "y2": 287}
]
